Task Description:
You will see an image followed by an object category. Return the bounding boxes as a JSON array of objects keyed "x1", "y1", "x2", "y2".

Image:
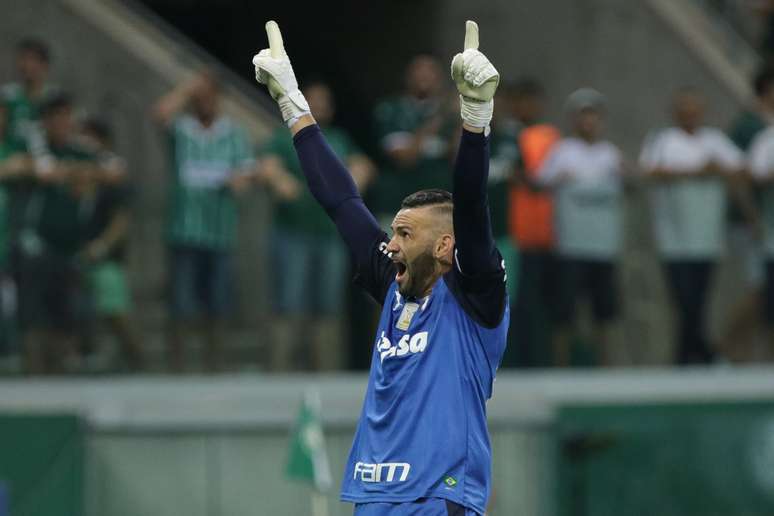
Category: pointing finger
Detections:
[
  {"x1": 464, "y1": 20, "x2": 479, "y2": 51},
  {"x1": 265, "y1": 20, "x2": 285, "y2": 58}
]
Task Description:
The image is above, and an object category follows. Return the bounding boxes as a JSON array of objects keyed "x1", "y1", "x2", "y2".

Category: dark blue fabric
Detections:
[
  {"x1": 293, "y1": 124, "x2": 389, "y2": 300},
  {"x1": 340, "y1": 278, "x2": 508, "y2": 514},
  {"x1": 293, "y1": 124, "x2": 509, "y2": 513},
  {"x1": 168, "y1": 245, "x2": 232, "y2": 319},
  {"x1": 293, "y1": 124, "x2": 506, "y2": 326},
  {"x1": 451, "y1": 129, "x2": 500, "y2": 276}
]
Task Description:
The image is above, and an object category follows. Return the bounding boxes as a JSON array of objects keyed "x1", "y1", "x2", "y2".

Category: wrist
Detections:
[
  {"x1": 277, "y1": 90, "x2": 311, "y2": 127},
  {"x1": 459, "y1": 95, "x2": 493, "y2": 129}
]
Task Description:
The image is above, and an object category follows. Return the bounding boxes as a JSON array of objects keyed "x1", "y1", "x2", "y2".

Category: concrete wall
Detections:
[
  {"x1": 5, "y1": 370, "x2": 773, "y2": 516},
  {"x1": 85, "y1": 427, "x2": 549, "y2": 516}
]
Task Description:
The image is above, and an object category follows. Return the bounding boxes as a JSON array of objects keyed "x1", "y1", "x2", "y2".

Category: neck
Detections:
[{"x1": 419, "y1": 263, "x2": 451, "y2": 297}]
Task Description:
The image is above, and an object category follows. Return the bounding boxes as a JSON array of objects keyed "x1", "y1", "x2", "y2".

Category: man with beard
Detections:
[{"x1": 253, "y1": 20, "x2": 508, "y2": 515}]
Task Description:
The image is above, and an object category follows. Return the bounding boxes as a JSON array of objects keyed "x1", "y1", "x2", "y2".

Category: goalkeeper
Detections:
[{"x1": 254, "y1": 20, "x2": 508, "y2": 516}]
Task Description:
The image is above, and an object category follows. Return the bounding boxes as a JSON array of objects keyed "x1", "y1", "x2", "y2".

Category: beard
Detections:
[{"x1": 399, "y1": 250, "x2": 437, "y2": 299}]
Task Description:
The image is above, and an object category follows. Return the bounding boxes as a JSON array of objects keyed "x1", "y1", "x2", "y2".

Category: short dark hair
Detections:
[
  {"x1": 401, "y1": 189, "x2": 453, "y2": 209},
  {"x1": 40, "y1": 93, "x2": 73, "y2": 118},
  {"x1": 82, "y1": 116, "x2": 113, "y2": 145},
  {"x1": 17, "y1": 38, "x2": 50, "y2": 63},
  {"x1": 754, "y1": 65, "x2": 774, "y2": 98}
]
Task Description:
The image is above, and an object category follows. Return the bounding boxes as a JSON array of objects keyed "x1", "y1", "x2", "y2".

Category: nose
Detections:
[{"x1": 386, "y1": 237, "x2": 400, "y2": 254}]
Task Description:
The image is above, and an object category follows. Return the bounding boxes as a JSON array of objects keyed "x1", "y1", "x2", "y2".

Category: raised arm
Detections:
[
  {"x1": 444, "y1": 21, "x2": 507, "y2": 328},
  {"x1": 291, "y1": 117, "x2": 384, "y2": 265},
  {"x1": 152, "y1": 74, "x2": 203, "y2": 127},
  {"x1": 449, "y1": 21, "x2": 502, "y2": 276},
  {"x1": 452, "y1": 128, "x2": 500, "y2": 275},
  {"x1": 253, "y1": 22, "x2": 395, "y2": 302}
]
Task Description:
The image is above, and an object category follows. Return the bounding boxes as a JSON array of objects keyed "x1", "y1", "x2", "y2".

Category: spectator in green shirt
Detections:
[
  {"x1": 0, "y1": 102, "x2": 32, "y2": 358},
  {"x1": 17, "y1": 94, "x2": 96, "y2": 373},
  {"x1": 0, "y1": 102, "x2": 32, "y2": 260},
  {"x1": 260, "y1": 81, "x2": 375, "y2": 370},
  {"x1": 3, "y1": 39, "x2": 59, "y2": 291},
  {"x1": 153, "y1": 70, "x2": 256, "y2": 372},
  {"x1": 372, "y1": 55, "x2": 457, "y2": 223},
  {"x1": 77, "y1": 117, "x2": 145, "y2": 372},
  {"x1": 2, "y1": 38, "x2": 55, "y2": 148}
]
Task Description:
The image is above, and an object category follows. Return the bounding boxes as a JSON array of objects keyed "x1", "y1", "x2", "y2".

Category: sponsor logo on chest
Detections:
[{"x1": 377, "y1": 331, "x2": 428, "y2": 363}]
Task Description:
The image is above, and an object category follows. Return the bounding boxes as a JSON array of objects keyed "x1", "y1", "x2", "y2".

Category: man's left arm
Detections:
[{"x1": 448, "y1": 22, "x2": 507, "y2": 328}]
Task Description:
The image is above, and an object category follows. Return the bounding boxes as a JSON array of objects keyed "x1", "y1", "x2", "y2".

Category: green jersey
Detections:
[
  {"x1": 1, "y1": 82, "x2": 55, "y2": 148},
  {"x1": 35, "y1": 143, "x2": 95, "y2": 256},
  {"x1": 0, "y1": 142, "x2": 20, "y2": 267},
  {"x1": 373, "y1": 96, "x2": 456, "y2": 214},
  {"x1": 263, "y1": 125, "x2": 361, "y2": 235},
  {"x1": 166, "y1": 114, "x2": 254, "y2": 250}
]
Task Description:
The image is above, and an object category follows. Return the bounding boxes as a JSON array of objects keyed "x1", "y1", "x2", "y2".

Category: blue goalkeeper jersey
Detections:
[
  {"x1": 290, "y1": 124, "x2": 507, "y2": 515},
  {"x1": 340, "y1": 271, "x2": 509, "y2": 514}
]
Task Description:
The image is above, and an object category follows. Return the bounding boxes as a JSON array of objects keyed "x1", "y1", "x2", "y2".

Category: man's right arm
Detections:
[
  {"x1": 291, "y1": 117, "x2": 395, "y2": 303},
  {"x1": 253, "y1": 23, "x2": 396, "y2": 303}
]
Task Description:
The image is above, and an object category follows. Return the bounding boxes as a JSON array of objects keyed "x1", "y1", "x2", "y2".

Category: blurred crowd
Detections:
[{"x1": 3, "y1": 36, "x2": 774, "y2": 375}]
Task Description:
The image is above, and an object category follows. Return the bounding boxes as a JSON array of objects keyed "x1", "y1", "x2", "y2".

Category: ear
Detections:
[{"x1": 434, "y1": 234, "x2": 455, "y2": 265}]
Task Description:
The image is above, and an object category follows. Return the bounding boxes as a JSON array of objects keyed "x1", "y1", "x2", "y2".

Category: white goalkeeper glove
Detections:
[
  {"x1": 450, "y1": 21, "x2": 500, "y2": 128},
  {"x1": 252, "y1": 21, "x2": 311, "y2": 127}
]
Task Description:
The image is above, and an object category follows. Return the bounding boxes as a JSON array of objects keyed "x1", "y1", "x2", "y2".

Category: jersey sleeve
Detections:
[
  {"x1": 293, "y1": 124, "x2": 396, "y2": 304},
  {"x1": 351, "y1": 232, "x2": 398, "y2": 304},
  {"x1": 447, "y1": 128, "x2": 507, "y2": 329}
]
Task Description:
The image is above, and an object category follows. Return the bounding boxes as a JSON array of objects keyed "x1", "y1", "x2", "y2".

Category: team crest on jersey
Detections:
[{"x1": 396, "y1": 302, "x2": 419, "y2": 330}]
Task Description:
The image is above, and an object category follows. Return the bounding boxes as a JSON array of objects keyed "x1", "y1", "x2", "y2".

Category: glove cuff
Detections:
[
  {"x1": 278, "y1": 90, "x2": 311, "y2": 127},
  {"x1": 459, "y1": 95, "x2": 493, "y2": 128}
]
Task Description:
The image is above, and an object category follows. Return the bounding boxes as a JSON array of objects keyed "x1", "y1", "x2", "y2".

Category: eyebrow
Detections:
[{"x1": 391, "y1": 224, "x2": 412, "y2": 233}]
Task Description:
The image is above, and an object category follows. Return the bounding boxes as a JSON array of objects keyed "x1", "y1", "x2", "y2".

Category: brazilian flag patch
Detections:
[{"x1": 444, "y1": 476, "x2": 458, "y2": 488}]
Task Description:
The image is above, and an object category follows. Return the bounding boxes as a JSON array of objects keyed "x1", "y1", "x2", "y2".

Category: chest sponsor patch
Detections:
[{"x1": 377, "y1": 331, "x2": 429, "y2": 362}]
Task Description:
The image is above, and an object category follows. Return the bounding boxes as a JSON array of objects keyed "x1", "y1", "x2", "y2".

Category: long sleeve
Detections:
[
  {"x1": 452, "y1": 129, "x2": 501, "y2": 276},
  {"x1": 293, "y1": 124, "x2": 395, "y2": 303},
  {"x1": 446, "y1": 128, "x2": 507, "y2": 328}
]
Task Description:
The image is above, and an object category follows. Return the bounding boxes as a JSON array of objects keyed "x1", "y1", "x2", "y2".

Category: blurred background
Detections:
[{"x1": 1, "y1": 0, "x2": 774, "y2": 514}]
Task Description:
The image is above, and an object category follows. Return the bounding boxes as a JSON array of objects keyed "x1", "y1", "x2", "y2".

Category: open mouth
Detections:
[{"x1": 395, "y1": 261, "x2": 408, "y2": 282}]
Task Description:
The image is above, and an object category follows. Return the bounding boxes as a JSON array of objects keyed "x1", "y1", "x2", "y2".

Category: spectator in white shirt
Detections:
[
  {"x1": 537, "y1": 88, "x2": 624, "y2": 366},
  {"x1": 746, "y1": 125, "x2": 774, "y2": 356},
  {"x1": 640, "y1": 87, "x2": 744, "y2": 364}
]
